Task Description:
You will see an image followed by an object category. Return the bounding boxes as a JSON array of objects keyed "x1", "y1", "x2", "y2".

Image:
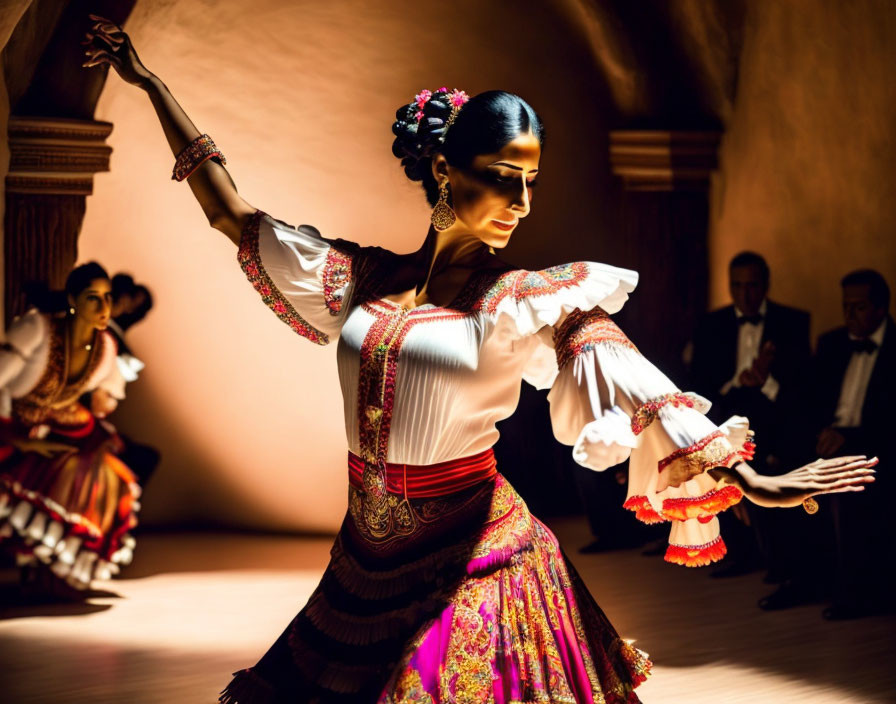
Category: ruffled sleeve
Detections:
[
  {"x1": 237, "y1": 210, "x2": 358, "y2": 345},
  {"x1": 547, "y1": 307, "x2": 754, "y2": 567},
  {"x1": 0, "y1": 310, "x2": 49, "y2": 419},
  {"x1": 91, "y1": 331, "x2": 127, "y2": 402}
]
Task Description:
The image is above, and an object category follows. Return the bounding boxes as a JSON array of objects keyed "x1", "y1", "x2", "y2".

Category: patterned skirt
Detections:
[
  {"x1": 220, "y1": 466, "x2": 650, "y2": 703},
  {"x1": 0, "y1": 414, "x2": 140, "y2": 588}
]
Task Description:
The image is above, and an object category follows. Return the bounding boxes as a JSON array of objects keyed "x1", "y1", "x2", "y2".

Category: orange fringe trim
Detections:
[
  {"x1": 661, "y1": 485, "x2": 744, "y2": 522},
  {"x1": 665, "y1": 536, "x2": 727, "y2": 567},
  {"x1": 624, "y1": 485, "x2": 743, "y2": 525},
  {"x1": 622, "y1": 495, "x2": 665, "y2": 524}
]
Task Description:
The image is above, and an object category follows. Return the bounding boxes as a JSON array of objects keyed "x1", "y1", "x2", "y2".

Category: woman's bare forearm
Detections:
[
  {"x1": 710, "y1": 455, "x2": 876, "y2": 509},
  {"x1": 709, "y1": 462, "x2": 778, "y2": 506},
  {"x1": 141, "y1": 73, "x2": 255, "y2": 243}
]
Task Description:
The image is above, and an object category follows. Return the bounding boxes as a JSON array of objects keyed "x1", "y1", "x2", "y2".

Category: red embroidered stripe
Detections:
[
  {"x1": 237, "y1": 211, "x2": 329, "y2": 345},
  {"x1": 473, "y1": 262, "x2": 590, "y2": 315},
  {"x1": 348, "y1": 449, "x2": 497, "y2": 498},
  {"x1": 322, "y1": 247, "x2": 353, "y2": 316},
  {"x1": 630, "y1": 393, "x2": 696, "y2": 435},
  {"x1": 553, "y1": 307, "x2": 638, "y2": 370}
]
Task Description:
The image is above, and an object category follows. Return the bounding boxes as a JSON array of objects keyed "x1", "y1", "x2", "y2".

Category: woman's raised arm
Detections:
[{"x1": 82, "y1": 15, "x2": 255, "y2": 244}]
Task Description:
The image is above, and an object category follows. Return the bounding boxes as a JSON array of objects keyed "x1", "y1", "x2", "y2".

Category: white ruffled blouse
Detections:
[
  {"x1": 239, "y1": 211, "x2": 751, "y2": 566},
  {"x1": 0, "y1": 310, "x2": 125, "y2": 422}
]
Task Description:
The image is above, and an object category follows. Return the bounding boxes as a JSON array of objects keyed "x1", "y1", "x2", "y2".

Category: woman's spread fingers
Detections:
[
  {"x1": 819, "y1": 486, "x2": 866, "y2": 495},
  {"x1": 83, "y1": 34, "x2": 120, "y2": 54},
  {"x1": 91, "y1": 30, "x2": 123, "y2": 47},
  {"x1": 83, "y1": 51, "x2": 119, "y2": 68},
  {"x1": 90, "y1": 19, "x2": 120, "y2": 31},
  {"x1": 814, "y1": 469, "x2": 875, "y2": 485},
  {"x1": 820, "y1": 455, "x2": 866, "y2": 467},
  {"x1": 818, "y1": 462, "x2": 877, "y2": 475}
]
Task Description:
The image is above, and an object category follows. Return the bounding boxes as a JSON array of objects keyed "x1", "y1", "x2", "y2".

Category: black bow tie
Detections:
[
  {"x1": 850, "y1": 338, "x2": 878, "y2": 354},
  {"x1": 738, "y1": 315, "x2": 763, "y2": 326}
]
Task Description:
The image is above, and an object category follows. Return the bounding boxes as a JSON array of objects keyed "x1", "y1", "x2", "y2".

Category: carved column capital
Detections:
[
  {"x1": 6, "y1": 116, "x2": 113, "y2": 196},
  {"x1": 609, "y1": 130, "x2": 721, "y2": 191}
]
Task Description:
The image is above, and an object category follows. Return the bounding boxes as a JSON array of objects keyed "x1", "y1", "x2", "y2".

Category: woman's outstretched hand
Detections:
[
  {"x1": 725, "y1": 455, "x2": 878, "y2": 508},
  {"x1": 82, "y1": 14, "x2": 152, "y2": 87}
]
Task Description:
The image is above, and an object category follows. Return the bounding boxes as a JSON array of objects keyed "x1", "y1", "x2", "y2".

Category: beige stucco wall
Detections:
[
  {"x1": 78, "y1": 0, "x2": 619, "y2": 531},
  {"x1": 72, "y1": 0, "x2": 896, "y2": 531},
  {"x1": 709, "y1": 0, "x2": 896, "y2": 337}
]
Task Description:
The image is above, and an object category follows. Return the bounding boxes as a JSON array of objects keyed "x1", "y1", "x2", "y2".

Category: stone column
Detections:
[
  {"x1": 4, "y1": 116, "x2": 111, "y2": 324},
  {"x1": 608, "y1": 130, "x2": 721, "y2": 380}
]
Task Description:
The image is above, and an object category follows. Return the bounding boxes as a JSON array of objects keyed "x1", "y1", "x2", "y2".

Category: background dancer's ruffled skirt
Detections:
[
  {"x1": 0, "y1": 414, "x2": 140, "y2": 588},
  {"x1": 221, "y1": 474, "x2": 650, "y2": 703}
]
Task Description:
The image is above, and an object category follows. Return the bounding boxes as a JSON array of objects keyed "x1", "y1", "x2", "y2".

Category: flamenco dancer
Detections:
[
  {"x1": 84, "y1": 16, "x2": 877, "y2": 703},
  {"x1": 0, "y1": 262, "x2": 139, "y2": 597}
]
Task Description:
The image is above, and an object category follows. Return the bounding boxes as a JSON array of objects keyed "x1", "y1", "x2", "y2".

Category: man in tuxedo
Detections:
[
  {"x1": 691, "y1": 252, "x2": 811, "y2": 578},
  {"x1": 812, "y1": 269, "x2": 893, "y2": 619}
]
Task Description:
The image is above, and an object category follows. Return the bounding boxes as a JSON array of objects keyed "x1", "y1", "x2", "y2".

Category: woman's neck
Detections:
[
  {"x1": 416, "y1": 224, "x2": 490, "y2": 293},
  {"x1": 69, "y1": 316, "x2": 95, "y2": 349}
]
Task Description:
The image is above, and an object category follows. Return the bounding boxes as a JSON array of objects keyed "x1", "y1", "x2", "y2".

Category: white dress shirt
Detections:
[
  {"x1": 720, "y1": 300, "x2": 780, "y2": 401},
  {"x1": 833, "y1": 318, "x2": 886, "y2": 428}
]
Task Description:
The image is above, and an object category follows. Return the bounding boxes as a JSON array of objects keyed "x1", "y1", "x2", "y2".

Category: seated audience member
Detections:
[
  {"x1": 812, "y1": 269, "x2": 892, "y2": 619},
  {"x1": 691, "y1": 252, "x2": 811, "y2": 578}
]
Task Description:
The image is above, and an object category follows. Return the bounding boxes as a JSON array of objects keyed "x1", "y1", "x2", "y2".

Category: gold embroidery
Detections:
[
  {"x1": 353, "y1": 302, "x2": 469, "y2": 543},
  {"x1": 13, "y1": 318, "x2": 105, "y2": 427},
  {"x1": 659, "y1": 431, "x2": 739, "y2": 486}
]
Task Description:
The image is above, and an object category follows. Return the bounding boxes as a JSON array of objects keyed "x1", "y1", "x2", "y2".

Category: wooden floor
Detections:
[{"x1": 2, "y1": 518, "x2": 894, "y2": 703}]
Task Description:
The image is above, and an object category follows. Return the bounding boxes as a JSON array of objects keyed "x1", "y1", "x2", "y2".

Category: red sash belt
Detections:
[{"x1": 348, "y1": 449, "x2": 497, "y2": 498}]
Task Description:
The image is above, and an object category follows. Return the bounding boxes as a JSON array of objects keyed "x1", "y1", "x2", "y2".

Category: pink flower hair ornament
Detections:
[{"x1": 412, "y1": 87, "x2": 470, "y2": 136}]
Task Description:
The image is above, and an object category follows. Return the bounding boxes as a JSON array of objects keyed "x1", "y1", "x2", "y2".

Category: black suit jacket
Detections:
[
  {"x1": 690, "y1": 301, "x2": 811, "y2": 463},
  {"x1": 812, "y1": 317, "x2": 895, "y2": 465}
]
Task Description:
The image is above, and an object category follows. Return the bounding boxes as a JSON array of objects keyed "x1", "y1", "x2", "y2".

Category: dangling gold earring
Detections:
[
  {"x1": 431, "y1": 181, "x2": 456, "y2": 231},
  {"x1": 69, "y1": 307, "x2": 76, "y2": 315}
]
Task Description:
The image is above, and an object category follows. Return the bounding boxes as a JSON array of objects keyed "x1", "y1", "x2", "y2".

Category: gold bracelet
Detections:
[{"x1": 802, "y1": 497, "x2": 819, "y2": 514}]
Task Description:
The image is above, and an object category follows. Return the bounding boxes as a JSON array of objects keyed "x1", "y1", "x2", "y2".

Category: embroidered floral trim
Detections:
[
  {"x1": 460, "y1": 262, "x2": 590, "y2": 315},
  {"x1": 554, "y1": 307, "x2": 638, "y2": 369},
  {"x1": 630, "y1": 393, "x2": 696, "y2": 435},
  {"x1": 622, "y1": 495, "x2": 666, "y2": 524},
  {"x1": 12, "y1": 318, "x2": 107, "y2": 427},
  {"x1": 657, "y1": 430, "x2": 740, "y2": 486},
  {"x1": 664, "y1": 535, "x2": 727, "y2": 567},
  {"x1": 322, "y1": 247, "x2": 353, "y2": 316},
  {"x1": 238, "y1": 211, "x2": 329, "y2": 345}
]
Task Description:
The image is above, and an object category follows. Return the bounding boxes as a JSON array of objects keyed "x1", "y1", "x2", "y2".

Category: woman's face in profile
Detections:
[
  {"x1": 446, "y1": 130, "x2": 541, "y2": 248},
  {"x1": 72, "y1": 278, "x2": 113, "y2": 330}
]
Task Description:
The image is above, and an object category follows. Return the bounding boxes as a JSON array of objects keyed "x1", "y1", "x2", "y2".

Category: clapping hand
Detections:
[{"x1": 738, "y1": 341, "x2": 775, "y2": 387}]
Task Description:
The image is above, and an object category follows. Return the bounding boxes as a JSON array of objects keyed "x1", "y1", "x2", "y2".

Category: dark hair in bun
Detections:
[
  {"x1": 66, "y1": 261, "x2": 110, "y2": 299},
  {"x1": 392, "y1": 90, "x2": 544, "y2": 206}
]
